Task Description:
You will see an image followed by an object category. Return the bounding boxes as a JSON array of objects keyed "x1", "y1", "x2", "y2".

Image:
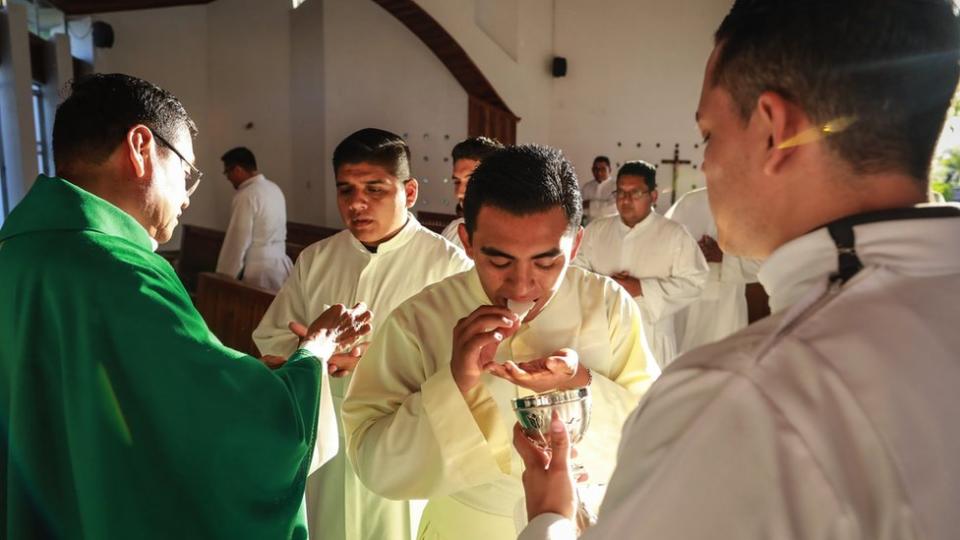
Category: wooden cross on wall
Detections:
[{"x1": 660, "y1": 144, "x2": 692, "y2": 205}]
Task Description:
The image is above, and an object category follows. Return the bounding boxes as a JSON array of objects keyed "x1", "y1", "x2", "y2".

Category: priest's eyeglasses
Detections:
[
  {"x1": 614, "y1": 188, "x2": 651, "y2": 201},
  {"x1": 154, "y1": 131, "x2": 204, "y2": 196}
]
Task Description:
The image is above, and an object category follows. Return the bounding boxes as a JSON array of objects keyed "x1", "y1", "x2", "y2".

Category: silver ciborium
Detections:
[
  {"x1": 512, "y1": 387, "x2": 596, "y2": 531},
  {"x1": 512, "y1": 387, "x2": 591, "y2": 452}
]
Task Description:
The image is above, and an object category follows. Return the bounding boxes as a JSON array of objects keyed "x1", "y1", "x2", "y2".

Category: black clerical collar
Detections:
[{"x1": 819, "y1": 206, "x2": 960, "y2": 284}]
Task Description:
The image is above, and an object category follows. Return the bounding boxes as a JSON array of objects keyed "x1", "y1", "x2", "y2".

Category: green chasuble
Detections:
[{"x1": 0, "y1": 176, "x2": 322, "y2": 539}]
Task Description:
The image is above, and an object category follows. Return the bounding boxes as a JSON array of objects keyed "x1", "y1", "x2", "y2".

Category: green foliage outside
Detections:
[
  {"x1": 931, "y1": 91, "x2": 960, "y2": 201},
  {"x1": 931, "y1": 148, "x2": 959, "y2": 201}
]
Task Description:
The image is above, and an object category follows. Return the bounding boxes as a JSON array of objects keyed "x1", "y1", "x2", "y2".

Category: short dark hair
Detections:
[
  {"x1": 713, "y1": 0, "x2": 960, "y2": 182},
  {"x1": 451, "y1": 136, "x2": 504, "y2": 163},
  {"x1": 463, "y1": 144, "x2": 582, "y2": 238},
  {"x1": 332, "y1": 128, "x2": 411, "y2": 179},
  {"x1": 220, "y1": 147, "x2": 257, "y2": 171},
  {"x1": 593, "y1": 156, "x2": 611, "y2": 168},
  {"x1": 52, "y1": 73, "x2": 196, "y2": 171},
  {"x1": 617, "y1": 160, "x2": 657, "y2": 191}
]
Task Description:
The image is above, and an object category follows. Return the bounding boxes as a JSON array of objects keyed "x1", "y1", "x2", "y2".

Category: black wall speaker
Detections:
[
  {"x1": 552, "y1": 56, "x2": 567, "y2": 77},
  {"x1": 92, "y1": 21, "x2": 115, "y2": 49}
]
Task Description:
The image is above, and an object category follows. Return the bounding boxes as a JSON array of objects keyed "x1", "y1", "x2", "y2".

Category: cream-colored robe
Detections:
[
  {"x1": 521, "y1": 208, "x2": 960, "y2": 539},
  {"x1": 580, "y1": 178, "x2": 617, "y2": 224},
  {"x1": 440, "y1": 217, "x2": 464, "y2": 250},
  {"x1": 215, "y1": 174, "x2": 292, "y2": 292},
  {"x1": 574, "y1": 213, "x2": 709, "y2": 368},
  {"x1": 253, "y1": 216, "x2": 473, "y2": 540},
  {"x1": 665, "y1": 187, "x2": 761, "y2": 353},
  {"x1": 342, "y1": 267, "x2": 659, "y2": 540}
]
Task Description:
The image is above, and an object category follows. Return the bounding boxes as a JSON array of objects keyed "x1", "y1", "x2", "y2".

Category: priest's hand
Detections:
[
  {"x1": 612, "y1": 272, "x2": 643, "y2": 297},
  {"x1": 290, "y1": 303, "x2": 373, "y2": 360},
  {"x1": 260, "y1": 355, "x2": 287, "y2": 370},
  {"x1": 514, "y1": 414, "x2": 577, "y2": 523},
  {"x1": 699, "y1": 234, "x2": 723, "y2": 263},
  {"x1": 327, "y1": 341, "x2": 370, "y2": 378},
  {"x1": 489, "y1": 348, "x2": 583, "y2": 393},
  {"x1": 451, "y1": 305, "x2": 520, "y2": 394}
]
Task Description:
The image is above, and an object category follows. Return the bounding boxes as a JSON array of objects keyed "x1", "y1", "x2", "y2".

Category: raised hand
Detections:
[
  {"x1": 514, "y1": 413, "x2": 576, "y2": 522},
  {"x1": 450, "y1": 305, "x2": 520, "y2": 394},
  {"x1": 611, "y1": 272, "x2": 643, "y2": 297},
  {"x1": 327, "y1": 341, "x2": 370, "y2": 378},
  {"x1": 489, "y1": 348, "x2": 581, "y2": 393},
  {"x1": 290, "y1": 302, "x2": 373, "y2": 360},
  {"x1": 699, "y1": 234, "x2": 724, "y2": 263}
]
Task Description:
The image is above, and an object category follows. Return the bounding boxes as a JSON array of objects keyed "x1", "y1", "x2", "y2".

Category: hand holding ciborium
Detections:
[{"x1": 512, "y1": 387, "x2": 597, "y2": 532}]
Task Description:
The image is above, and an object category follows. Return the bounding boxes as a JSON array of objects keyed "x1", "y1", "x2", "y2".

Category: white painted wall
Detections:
[
  {"x1": 320, "y1": 0, "x2": 468, "y2": 227},
  {"x1": 91, "y1": 0, "x2": 733, "y2": 231},
  {"x1": 416, "y1": 0, "x2": 555, "y2": 144},
  {"x1": 289, "y1": 0, "x2": 326, "y2": 226},
  {"x1": 41, "y1": 34, "x2": 73, "y2": 176},
  {"x1": 204, "y1": 0, "x2": 293, "y2": 228},
  {"x1": 550, "y1": 0, "x2": 732, "y2": 211},
  {"x1": 94, "y1": 0, "x2": 475, "y2": 233},
  {"x1": 0, "y1": 3, "x2": 41, "y2": 219}
]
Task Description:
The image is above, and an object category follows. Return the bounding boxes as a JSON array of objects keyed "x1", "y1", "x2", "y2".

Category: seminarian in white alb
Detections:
[
  {"x1": 666, "y1": 186, "x2": 760, "y2": 353},
  {"x1": 215, "y1": 146, "x2": 293, "y2": 292},
  {"x1": 575, "y1": 160, "x2": 709, "y2": 367}
]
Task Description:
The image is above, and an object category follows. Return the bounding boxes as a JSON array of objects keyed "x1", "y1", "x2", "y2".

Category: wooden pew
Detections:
[
  {"x1": 287, "y1": 221, "x2": 341, "y2": 247},
  {"x1": 178, "y1": 225, "x2": 225, "y2": 293},
  {"x1": 177, "y1": 222, "x2": 342, "y2": 293},
  {"x1": 285, "y1": 221, "x2": 341, "y2": 264},
  {"x1": 417, "y1": 211, "x2": 457, "y2": 234},
  {"x1": 195, "y1": 272, "x2": 276, "y2": 357}
]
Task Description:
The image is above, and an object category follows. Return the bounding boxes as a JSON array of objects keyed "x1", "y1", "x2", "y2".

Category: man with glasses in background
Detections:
[
  {"x1": 215, "y1": 146, "x2": 293, "y2": 292},
  {"x1": 574, "y1": 160, "x2": 708, "y2": 368},
  {"x1": 0, "y1": 73, "x2": 370, "y2": 539}
]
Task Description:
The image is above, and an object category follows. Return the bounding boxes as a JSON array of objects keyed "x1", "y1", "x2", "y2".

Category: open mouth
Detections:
[
  {"x1": 351, "y1": 218, "x2": 374, "y2": 228},
  {"x1": 507, "y1": 298, "x2": 538, "y2": 322}
]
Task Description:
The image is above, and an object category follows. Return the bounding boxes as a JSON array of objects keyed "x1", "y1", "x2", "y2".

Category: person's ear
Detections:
[
  {"x1": 126, "y1": 124, "x2": 156, "y2": 180},
  {"x1": 569, "y1": 226, "x2": 585, "y2": 261},
  {"x1": 457, "y1": 222, "x2": 475, "y2": 260},
  {"x1": 756, "y1": 91, "x2": 809, "y2": 176},
  {"x1": 404, "y1": 178, "x2": 419, "y2": 208}
]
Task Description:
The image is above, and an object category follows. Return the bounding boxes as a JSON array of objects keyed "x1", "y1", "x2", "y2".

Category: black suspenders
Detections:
[{"x1": 820, "y1": 206, "x2": 960, "y2": 285}]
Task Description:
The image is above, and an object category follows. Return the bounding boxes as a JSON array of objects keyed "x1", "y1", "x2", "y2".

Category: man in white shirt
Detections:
[
  {"x1": 441, "y1": 136, "x2": 504, "y2": 249},
  {"x1": 574, "y1": 161, "x2": 708, "y2": 368},
  {"x1": 517, "y1": 1, "x2": 960, "y2": 539},
  {"x1": 253, "y1": 128, "x2": 473, "y2": 540},
  {"x1": 343, "y1": 144, "x2": 658, "y2": 540},
  {"x1": 215, "y1": 146, "x2": 292, "y2": 291},
  {"x1": 580, "y1": 156, "x2": 617, "y2": 225},
  {"x1": 666, "y1": 186, "x2": 761, "y2": 353}
]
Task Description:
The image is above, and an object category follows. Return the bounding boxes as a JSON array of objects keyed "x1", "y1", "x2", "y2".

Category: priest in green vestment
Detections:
[{"x1": 0, "y1": 74, "x2": 369, "y2": 539}]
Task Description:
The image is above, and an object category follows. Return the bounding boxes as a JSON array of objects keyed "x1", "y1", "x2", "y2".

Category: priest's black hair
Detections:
[
  {"x1": 593, "y1": 156, "x2": 611, "y2": 167},
  {"x1": 713, "y1": 0, "x2": 960, "y2": 184},
  {"x1": 463, "y1": 144, "x2": 582, "y2": 239},
  {"x1": 332, "y1": 128, "x2": 411, "y2": 180},
  {"x1": 617, "y1": 160, "x2": 657, "y2": 191},
  {"x1": 53, "y1": 73, "x2": 196, "y2": 172},
  {"x1": 221, "y1": 147, "x2": 257, "y2": 172},
  {"x1": 451, "y1": 136, "x2": 504, "y2": 163}
]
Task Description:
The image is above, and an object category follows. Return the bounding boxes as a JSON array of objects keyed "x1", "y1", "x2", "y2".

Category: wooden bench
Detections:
[
  {"x1": 417, "y1": 211, "x2": 458, "y2": 235},
  {"x1": 195, "y1": 272, "x2": 276, "y2": 357},
  {"x1": 177, "y1": 225, "x2": 225, "y2": 293},
  {"x1": 175, "y1": 222, "x2": 342, "y2": 294},
  {"x1": 287, "y1": 221, "x2": 341, "y2": 247}
]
